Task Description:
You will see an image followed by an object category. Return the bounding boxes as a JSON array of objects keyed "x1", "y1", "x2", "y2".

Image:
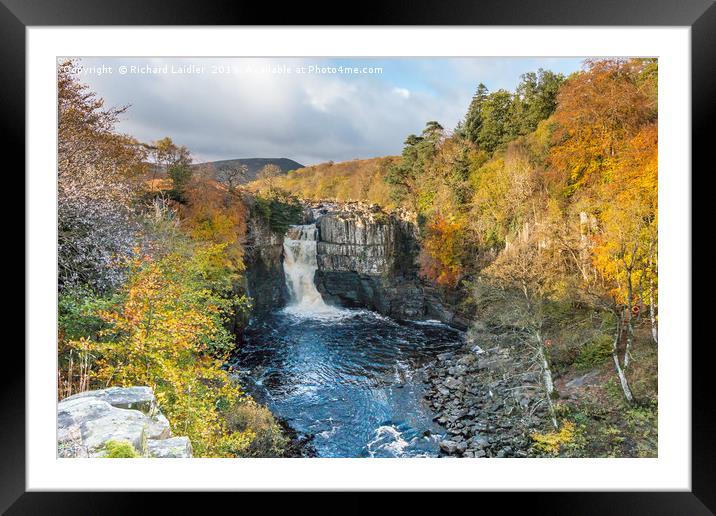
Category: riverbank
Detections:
[
  {"x1": 423, "y1": 323, "x2": 658, "y2": 458},
  {"x1": 425, "y1": 328, "x2": 547, "y2": 457}
]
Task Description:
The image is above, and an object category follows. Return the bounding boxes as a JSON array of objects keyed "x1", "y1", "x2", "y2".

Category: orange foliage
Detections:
[
  {"x1": 550, "y1": 59, "x2": 656, "y2": 195},
  {"x1": 419, "y1": 214, "x2": 467, "y2": 287},
  {"x1": 181, "y1": 177, "x2": 248, "y2": 271},
  {"x1": 144, "y1": 177, "x2": 173, "y2": 192}
]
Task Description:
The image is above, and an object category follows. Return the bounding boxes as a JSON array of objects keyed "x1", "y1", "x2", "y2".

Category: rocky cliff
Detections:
[
  {"x1": 57, "y1": 386, "x2": 192, "y2": 458},
  {"x1": 244, "y1": 214, "x2": 289, "y2": 315},
  {"x1": 311, "y1": 202, "x2": 471, "y2": 328},
  {"x1": 241, "y1": 199, "x2": 472, "y2": 328},
  {"x1": 311, "y1": 203, "x2": 418, "y2": 318}
]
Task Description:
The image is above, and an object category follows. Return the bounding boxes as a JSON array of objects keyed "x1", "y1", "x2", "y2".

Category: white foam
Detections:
[
  {"x1": 409, "y1": 319, "x2": 446, "y2": 326},
  {"x1": 366, "y1": 425, "x2": 410, "y2": 457},
  {"x1": 281, "y1": 224, "x2": 369, "y2": 323}
]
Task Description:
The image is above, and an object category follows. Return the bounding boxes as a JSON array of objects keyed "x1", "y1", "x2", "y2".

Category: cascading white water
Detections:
[{"x1": 282, "y1": 224, "x2": 333, "y2": 313}]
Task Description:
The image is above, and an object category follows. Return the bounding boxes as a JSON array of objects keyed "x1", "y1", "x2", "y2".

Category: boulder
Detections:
[
  {"x1": 63, "y1": 386, "x2": 157, "y2": 415},
  {"x1": 444, "y1": 376, "x2": 462, "y2": 390},
  {"x1": 58, "y1": 397, "x2": 149, "y2": 457},
  {"x1": 57, "y1": 386, "x2": 192, "y2": 458},
  {"x1": 147, "y1": 412, "x2": 171, "y2": 440},
  {"x1": 148, "y1": 437, "x2": 193, "y2": 458},
  {"x1": 439, "y1": 440, "x2": 459, "y2": 454}
]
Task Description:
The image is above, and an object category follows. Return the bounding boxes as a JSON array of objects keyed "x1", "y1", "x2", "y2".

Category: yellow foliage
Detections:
[
  {"x1": 253, "y1": 157, "x2": 399, "y2": 208},
  {"x1": 77, "y1": 251, "x2": 254, "y2": 457},
  {"x1": 419, "y1": 214, "x2": 467, "y2": 286},
  {"x1": 531, "y1": 421, "x2": 576, "y2": 454}
]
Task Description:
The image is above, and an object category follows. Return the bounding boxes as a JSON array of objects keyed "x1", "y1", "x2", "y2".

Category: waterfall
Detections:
[{"x1": 282, "y1": 224, "x2": 332, "y2": 313}]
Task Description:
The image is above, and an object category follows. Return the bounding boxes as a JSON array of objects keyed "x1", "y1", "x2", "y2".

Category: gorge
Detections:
[
  {"x1": 236, "y1": 202, "x2": 542, "y2": 458},
  {"x1": 55, "y1": 58, "x2": 660, "y2": 462},
  {"x1": 238, "y1": 204, "x2": 461, "y2": 456}
]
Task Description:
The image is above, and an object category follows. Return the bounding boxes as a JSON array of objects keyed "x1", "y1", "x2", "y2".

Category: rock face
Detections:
[
  {"x1": 315, "y1": 204, "x2": 424, "y2": 319},
  {"x1": 316, "y1": 207, "x2": 406, "y2": 275},
  {"x1": 244, "y1": 214, "x2": 289, "y2": 315},
  {"x1": 147, "y1": 437, "x2": 193, "y2": 458},
  {"x1": 57, "y1": 386, "x2": 192, "y2": 458},
  {"x1": 311, "y1": 202, "x2": 470, "y2": 327},
  {"x1": 241, "y1": 199, "x2": 472, "y2": 328}
]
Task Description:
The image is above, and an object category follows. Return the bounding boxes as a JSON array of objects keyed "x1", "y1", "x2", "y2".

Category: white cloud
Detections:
[
  {"x1": 392, "y1": 87, "x2": 411, "y2": 99},
  {"x1": 75, "y1": 57, "x2": 583, "y2": 165}
]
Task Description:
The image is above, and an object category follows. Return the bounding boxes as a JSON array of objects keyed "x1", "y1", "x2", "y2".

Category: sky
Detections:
[{"x1": 75, "y1": 57, "x2": 586, "y2": 166}]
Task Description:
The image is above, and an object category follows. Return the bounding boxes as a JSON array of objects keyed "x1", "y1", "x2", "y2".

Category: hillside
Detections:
[
  {"x1": 193, "y1": 157, "x2": 304, "y2": 182},
  {"x1": 257, "y1": 156, "x2": 399, "y2": 208}
]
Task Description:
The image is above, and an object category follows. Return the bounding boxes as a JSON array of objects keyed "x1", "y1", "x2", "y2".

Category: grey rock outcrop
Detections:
[
  {"x1": 57, "y1": 386, "x2": 192, "y2": 458},
  {"x1": 310, "y1": 202, "x2": 470, "y2": 327},
  {"x1": 62, "y1": 386, "x2": 156, "y2": 413},
  {"x1": 312, "y1": 202, "x2": 421, "y2": 319},
  {"x1": 316, "y1": 208, "x2": 400, "y2": 275}
]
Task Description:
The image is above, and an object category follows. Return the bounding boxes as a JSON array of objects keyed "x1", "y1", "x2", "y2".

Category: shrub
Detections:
[
  {"x1": 531, "y1": 420, "x2": 577, "y2": 455},
  {"x1": 576, "y1": 333, "x2": 614, "y2": 371},
  {"x1": 102, "y1": 440, "x2": 140, "y2": 458},
  {"x1": 224, "y1": 400, "x2": 289, "y2": 457}
]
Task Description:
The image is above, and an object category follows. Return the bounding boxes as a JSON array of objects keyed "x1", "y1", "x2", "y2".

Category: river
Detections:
[{"x1": 231, "y1": 224, "x2": 464, "y2": 457}]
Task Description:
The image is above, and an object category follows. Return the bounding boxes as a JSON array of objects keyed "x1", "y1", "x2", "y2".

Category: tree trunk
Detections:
[
  {"x1": 649, "y1": 277, "x2": 658, "y2": 345},
  {"x1": 536, "y1": 332, "x2": 558, "y2": 429},
  {"x1": 624, "y1": 270, "x2": 634, "y2": 369},
  {"x1": 611, "y1": 316, "x2": 634, "y2": 403}
]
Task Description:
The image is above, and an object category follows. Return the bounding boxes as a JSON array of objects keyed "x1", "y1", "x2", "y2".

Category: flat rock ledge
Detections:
[{"x1": 57, "y1": 386, "x2": 192, "y2": 458}]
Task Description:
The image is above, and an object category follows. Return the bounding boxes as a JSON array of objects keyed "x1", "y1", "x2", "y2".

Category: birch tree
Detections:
[{"x1": 482, "y1": 236, "x2": 566, "y2": 429}]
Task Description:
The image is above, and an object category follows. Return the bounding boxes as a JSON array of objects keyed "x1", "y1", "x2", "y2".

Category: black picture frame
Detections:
[{"x1": 7, "y1": 0, "x2": 711, "y2": 512}]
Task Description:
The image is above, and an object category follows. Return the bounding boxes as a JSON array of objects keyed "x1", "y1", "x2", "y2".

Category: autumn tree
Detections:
[
  {"x1": 218, "y1": 164, "x2": 249, "y2": 194},
  {"x1": 480, "y1": 234, "x2": 570, "y2": 429},
  {"x1": 548, "y1": 59, "x2": 658, "y2": 402},
  {"x1": 550, "y1": 59, "x2": 656, "y2": 196},
  {"x1": 144, "y1": 137, "x2": 193, "y2": 199},
  {"x1": 77, "y1": 248, "x2": 253, "y2": 456},
  {"x1": 58, "y1": 59, "x2": 148, "y2": 291},
  {"x1": 257, "y1": 163, "x2": 283, "y2": 194},
  {"x1": 181, "y1": 172, "x2": 249, "y2": 273},
  {"x1": 418, "y1": 214, "x2": 467, "y2": 287}
]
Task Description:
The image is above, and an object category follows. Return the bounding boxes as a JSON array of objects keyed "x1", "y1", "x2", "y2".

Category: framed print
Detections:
[{"x1": 8, "y1": 0, "x2": 713, "y2": 512}]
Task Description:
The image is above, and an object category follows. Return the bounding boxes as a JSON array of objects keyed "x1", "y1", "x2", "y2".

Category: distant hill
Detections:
[{"x1": 192, "y1": 158, "x2": 304, "y2": 183}]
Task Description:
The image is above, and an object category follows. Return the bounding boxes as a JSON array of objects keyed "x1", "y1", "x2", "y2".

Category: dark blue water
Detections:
[{"x1": 233, "y1": 308, "x2": 464, "y2": 457}]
